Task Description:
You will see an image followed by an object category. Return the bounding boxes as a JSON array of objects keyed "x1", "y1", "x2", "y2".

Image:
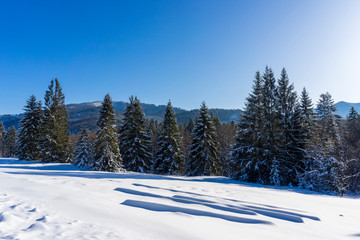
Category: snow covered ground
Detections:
[{"x1": 0, "y1": 158, "x2": 359, "y2": 240}]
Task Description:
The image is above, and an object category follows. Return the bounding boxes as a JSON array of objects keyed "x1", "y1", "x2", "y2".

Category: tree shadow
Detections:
[
  {"x1": 133, "y1": 183, "x2": 306, "y2": 213},
  {"x1": 115, "y1": 187, "x2": 320, "y2": 223},
  {"x1": 122, "y1": 199, "x2": 272, "y2": 225}
]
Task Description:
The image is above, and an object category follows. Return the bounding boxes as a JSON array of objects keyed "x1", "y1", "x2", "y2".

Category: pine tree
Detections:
[
  {"x1": 299, "y1": 88, "x2": 316, "y2": 147},
  {"x1": 153, "y1": 101, "x2": 184, "y2": 175},
  {"x1": 316, "y1": 92, "x2": 339, "y2": 145},
  {"x1": 16, "y1": 95, "x2": 43, "y2": 161},
  {"x1": 261, "y1": 66, "x2": 279, "y2": 185},
  {"x1": 232, "y1": 71, "x2": 264, "y2": 182},
  {"x1": 187, "y1": 102, "x2": 221, "y2": 176},
  {"x1": 0, "y1": 122, "x2": 5, "y2": 157},
  {"x1": 300, "y1": 92, "x2": 342, "y2": 193},
  {"x1": 74, "y1": 128, "x2": 94, "y2": 169},
  {"x1": 274, "y1": 68, "x2": 301, "y2": 185},
  {"x1": 94, "y1": 94, "x2": 122, "y2": 172},
  {"x1": 185, "y1": 118, "x2": 195, "y2": 132},
  {"x1": 40, "y1": 79, "x2": 71, "y2": 163},
  {"x1": 119, "y1": 96, "x2": 152, "y2": 173},
  {"x1": 3, "y1": 127, "x2": 17, "y2": 157},
  {"x1": 347, "y1": 106, "x2": 359, "y2": 121},
  {"x1": 147, "y1": 119, "x2": 160, "y2": 156}
]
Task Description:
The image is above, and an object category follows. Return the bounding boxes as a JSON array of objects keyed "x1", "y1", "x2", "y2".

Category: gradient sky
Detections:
[{"x1": 1, "y1": 0, "x2": 360, "y2": 114}]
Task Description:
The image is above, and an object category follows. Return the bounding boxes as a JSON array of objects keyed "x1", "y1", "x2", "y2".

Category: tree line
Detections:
[{"x1": 1, "y1": 68, "x2": 360, "y2": 195}]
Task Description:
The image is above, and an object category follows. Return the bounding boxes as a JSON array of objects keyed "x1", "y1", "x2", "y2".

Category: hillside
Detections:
[
  {"x1": 0, "y1": 158, "x2": 359, "y2": 239},
  {"x1": 0, "y1": 101, "x2": 242, "y2": 133}
]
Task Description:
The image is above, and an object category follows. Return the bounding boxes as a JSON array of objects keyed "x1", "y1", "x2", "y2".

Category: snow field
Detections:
[{"x1": 0, "y1": 158, "x2": 360, "y2": 239}]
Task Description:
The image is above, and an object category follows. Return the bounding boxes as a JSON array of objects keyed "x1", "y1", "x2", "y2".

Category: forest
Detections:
[{"x1": 1, "y1": 67, "x2": 359, "y2": 196}]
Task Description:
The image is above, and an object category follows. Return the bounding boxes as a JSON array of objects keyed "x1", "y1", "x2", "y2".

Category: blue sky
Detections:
[{"x1": 1, "y1": 0, "x2": 360, "y2": 114}]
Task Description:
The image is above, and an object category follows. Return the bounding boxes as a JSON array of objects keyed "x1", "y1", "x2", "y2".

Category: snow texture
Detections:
[{"x1": 0, "y1": 158, "x2": 359, "y2": 239}]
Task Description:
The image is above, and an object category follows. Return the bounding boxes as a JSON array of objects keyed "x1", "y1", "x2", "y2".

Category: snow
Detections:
[
  {"x1": 0, "y1": 158, "x2": 360, "y2": 239},
  {"x1": 92, "y1": 102, "x2": 102, "y2": 107}
]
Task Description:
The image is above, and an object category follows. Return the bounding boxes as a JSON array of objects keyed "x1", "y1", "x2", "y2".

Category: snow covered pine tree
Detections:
[
  {"x1": 187, "y1": 102, "x2": 221, "y2": 176},
  {"x1": 153, "y1": 100, "x2": 184, "y2": 175},
  {"x1": 94, "y1": 94, "x2": 123, "y2": 172},
  {"x1": 73, "y1": 128, "x2": 94, "y2": 169},
  {"x1": 119, "y1": 96, "x2": 152, "y2": 173}
]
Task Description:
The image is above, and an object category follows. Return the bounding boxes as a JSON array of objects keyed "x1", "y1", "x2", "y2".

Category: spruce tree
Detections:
[
  {"x1": 300, "y1": 92, "x2": 342, "y2": 193},
  {"x1": 153, "y1": 101, "x2": 184, "y2": 175},
  {"x1": 232, "y1": 71, "x2": 264, "y2": 182},
  {"x1": 347, "y1": 106, "x2": 359, "y2": 121},
  {"x1": 316, "y1": 92, "x2": 339, "y2": 144},
  {"x1": 3, "y1": 127, "x2": 17, "y2": 157},
  {"x1": 119, "y1": 96, "x2": 152, "y2": 173},
  {"x1": 94, "y1": 94, "x2": 122, "y2": 172},
  {"x1": 185, "y1": 118, "x2": 195, "y2": 132},
  {"x1": 40, "y1": 79, "x2": 71, "y2": 163},
  {"x1": 261, "y1": 66, "x2": 279, "y2": 184},
  {"x1": 74, "y1": 127, "x2": 94, "y2": 169},
  {"x1": 299, "y1": 88, "x2": 316, "y2": 146},
  {"x1": 274, "y1": 68, "x2": 301, "y2": 185},
  {"x1": 187, "y1": 102, "x2": 221, "y2": 176},
  {"x1": 16, "y1": 95, "x2": 43, "y2": 161}
]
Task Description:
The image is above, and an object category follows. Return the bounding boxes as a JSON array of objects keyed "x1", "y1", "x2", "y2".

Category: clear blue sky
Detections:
[{"x1": 1, "y1": 0, "x2": 360, "y2": 114}]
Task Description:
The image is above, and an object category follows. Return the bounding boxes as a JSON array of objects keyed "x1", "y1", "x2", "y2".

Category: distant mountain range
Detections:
[
  {"x1": 0, "y1": 101, "x2": 242, "y2": 133},
  {"x1": 0, "y1": 100, "x2": 357, "y2": 133}
]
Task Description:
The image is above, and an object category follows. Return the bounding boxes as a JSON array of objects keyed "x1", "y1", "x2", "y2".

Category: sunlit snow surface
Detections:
[{"x1": 0, "y1": 158, "x2": 359, "y2": 239}]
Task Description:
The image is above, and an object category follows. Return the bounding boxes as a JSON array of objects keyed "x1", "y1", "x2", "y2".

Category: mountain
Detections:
[
  {"x1": 334, "y1": 101, "x2": 360, "y2": 118},
  {"x1": 0, "y1": 101, "x2": 242, "y2": 133}
]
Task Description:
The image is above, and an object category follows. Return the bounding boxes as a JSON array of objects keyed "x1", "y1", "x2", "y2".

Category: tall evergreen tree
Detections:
[
  {"x1": 119, "y1": 96, "x2": 152, "y2": 173},
  {"x1": 40, "y1": 78, "x2": 71, "y2": 163},
  {"x1": 316, "y1": 92, "x2": 339, "y2": 144},
  {"x1": 153, "y1": 101, "x2": 184, "y2": 175},
  {"x1": 94, "y1": 94, "x2": 122, "y2": 172},
  {"x1": 3, "y1": 127, "x2": 17, "y2": 157},
  {"x1": 299, "y1": 88, "x2": 316, "y2": 146},
  {"x1": 232, "y1": 71, "x2": 264, "y2": 182},
  {"x1": 300, "y1": 92, "x2": 342, "y2": 193},
  {"x1": 16, "y1": 95, "x2": 43, "y2": 161},
  {"x1": 274, "y1": 68, "x2": 301, "y2": 185},
  {"x1": 261, "y1": 66, "x2": 279, "y2": 185},
  {"x1": 187, "y1": 102, "x2": 221, "y2": 176},
  {"x1": 74, "y1": 127, "x2": 94, "y2": 169}
]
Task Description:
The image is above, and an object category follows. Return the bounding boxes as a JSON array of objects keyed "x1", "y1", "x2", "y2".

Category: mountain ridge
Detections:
[
  {"x1": 1, "y1": 100, "x2": 357, "y2": 133},
  {"x1": 0, "y1": 100, "x2": 242, "y2": 133}
]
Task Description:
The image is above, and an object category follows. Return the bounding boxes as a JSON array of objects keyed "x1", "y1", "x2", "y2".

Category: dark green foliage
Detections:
[
  {"x1": 232, "y1": 68, "x2": 307, "y2": 186},
  {"x1": 16, "y1": 95, "x2": 43, "y2": 161},
  {"x1": 94, "y1": 94, "x2": 122, "y2": 172},
  {"x1": 274, "y1": 68, "x2": 303, "y2": 185},
  {"x1": 3, "y1": 126, "x2": 17, "y2": 157},
  {"x1": 232, "y1": 71, "x2": 265, "y2": 182},
  {"x1": 347, "y1": 106, "x2": 359, "y2": 121},
  {"x1": 147, "y1": 119, "x2": 161, "y2": 156},
  {"x1": 153, "y1": 101, "x2": 185, "y2": 175},
  {"x1": 40, "y1": 79, "x2": 71, "y2": 163},
  {"x1": 299, "y1": 88, "x2": 316, "y2": 146},
  {"x1": 119, "y1": 96, "x2": 152, "y2": 173},
  {"x1": 74, "y1": 128, "x2": 94, "y2": 168},
  {"x1": 316, "y1": 92, "x2": 340, "y2": 147},
  {"x1": 187, "y1": 102, "x2": 221, "y2": 176}
]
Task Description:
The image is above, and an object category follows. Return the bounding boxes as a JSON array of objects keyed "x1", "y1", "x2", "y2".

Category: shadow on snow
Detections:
[{"x1": 115, "y1": 187, "x2": 320, "y2": 224}]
